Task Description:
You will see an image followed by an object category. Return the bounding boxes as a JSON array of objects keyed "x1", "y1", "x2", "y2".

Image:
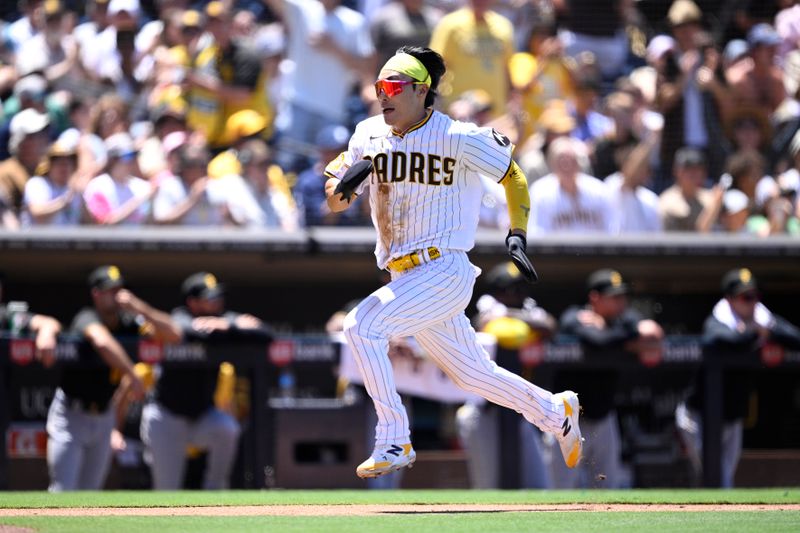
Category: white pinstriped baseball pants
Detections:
[{"x1": 343, "y1": 251, "x2": 566, "y2": 446}]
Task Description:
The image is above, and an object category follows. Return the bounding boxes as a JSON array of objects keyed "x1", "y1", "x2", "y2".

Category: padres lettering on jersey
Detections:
[{"x1": 325, "y1": 110, "x2": 513, "y2": 268}]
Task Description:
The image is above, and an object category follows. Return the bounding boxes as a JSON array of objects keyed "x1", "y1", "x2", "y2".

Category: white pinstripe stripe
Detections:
[
  {"x1": 415, "y1": 317, "x2": 562, "y2": 431},
  {"x1": 343, "y1": 253, "x2": 564, "y2": 444}
]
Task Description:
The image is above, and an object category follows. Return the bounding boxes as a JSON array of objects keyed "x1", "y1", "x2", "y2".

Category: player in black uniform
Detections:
[
  {"x1": 555, "y1": 269, "x2": 664, "y2": 488},
  {"x1": 46, "y1": 265, "x2": 181, "y2": 491},
  {"x1": 140, "y1": 272, "x2": 271, "y2": 489}
]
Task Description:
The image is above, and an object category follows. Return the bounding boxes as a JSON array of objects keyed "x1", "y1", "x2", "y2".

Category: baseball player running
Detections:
[{"x1": 324, "y1": 45, "x2": 583, "y2": 479}]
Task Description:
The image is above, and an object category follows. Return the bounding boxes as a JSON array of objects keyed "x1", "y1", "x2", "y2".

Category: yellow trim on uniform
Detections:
[
  {"x1": 391, "y1": 109, "x2": 433, "y2": 138},
  {"x1": 501, "y1": 161, "x2": 530, "y2": 231},
  {"x1": 387, "y1": 247, "x2": 441, "y2": 273}
]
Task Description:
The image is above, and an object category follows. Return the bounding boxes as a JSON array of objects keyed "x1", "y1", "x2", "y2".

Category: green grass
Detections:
[
  {"x1": 1, "y1": 512, "x2": 799, "y2": 533},
  {"x1": 0, "y1": 488, "x2": 797, "y2": 508},
  {"x1": 0, "y1": 490, "x2": 797, "y2": 533}
]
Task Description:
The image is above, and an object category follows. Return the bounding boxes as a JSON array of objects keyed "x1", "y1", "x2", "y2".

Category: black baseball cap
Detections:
[
  {"x1": 721, "y1": 268, "x2": 758, "y2": 296},
  {"x1": 485, "y1": 261, "x2": 527, "y2": 289},
  {"x1": 88, "y1": 265, "x2": 125, "y2": 290},
  {"x1": 587, "y1": 269, "x2": 629, "y2": 296},
  {"x1": 182, "y1": 272, "x2": 225, "y2": 299}
]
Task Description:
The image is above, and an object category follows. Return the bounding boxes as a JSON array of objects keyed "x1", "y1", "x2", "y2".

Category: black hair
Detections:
[{"x1": 396, "y1": 45, "x2": 446, "y2": 109}]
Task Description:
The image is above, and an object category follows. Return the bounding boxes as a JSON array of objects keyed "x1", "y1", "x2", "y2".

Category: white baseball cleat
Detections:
[
  {"x1": 356, "y1": 443, "x2": 416, "y2": 478},
  {"x1": 554, "y1": 390, "x2": 583, "y2": 468}
]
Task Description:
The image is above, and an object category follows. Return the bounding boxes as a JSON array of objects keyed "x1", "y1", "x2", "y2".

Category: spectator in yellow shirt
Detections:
[{"x1": 429, "y1": 0, "x2": 514, "y2": 116}]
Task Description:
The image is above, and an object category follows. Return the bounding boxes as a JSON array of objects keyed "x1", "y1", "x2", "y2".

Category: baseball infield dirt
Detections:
[{"x1": 1, "y1": 504, "x2": 799, "y2": 517}]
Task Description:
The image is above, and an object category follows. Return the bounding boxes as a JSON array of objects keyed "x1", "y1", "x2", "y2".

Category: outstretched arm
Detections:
[{"x1": 501, "y1": 160, "x2": 530, "y2": 236}]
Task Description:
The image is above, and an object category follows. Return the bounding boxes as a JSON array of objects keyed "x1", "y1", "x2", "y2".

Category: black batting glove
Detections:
[{"x1": 506, "y1": 231, "x2": 539, "y2": 283}]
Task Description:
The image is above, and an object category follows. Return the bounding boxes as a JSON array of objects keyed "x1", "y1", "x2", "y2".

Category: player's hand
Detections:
[
  {"x1": 192, "y1": 316, "x2": 230, "y2": 333},
  {"x1": 234, "y1": 314, "x2": 262, "y2": 330},
  {"x1": 505, "y1": 231, "x2": 538, "y2": 283},
  {"x1": 35, "y1": 329, "x2": 58, "y2": 368},
  {"x1": 333, "y1": 159, "x2": 373, "y2": 203},
  {"x1": 110, "y1": 428, "x2": 128, "y2": 452},
  {"x1": 115, "y1": 289, "x2": 142, "y2": 314},
  {"x1": 577, "y1": 310, "x2": 606, "y2": 329}
]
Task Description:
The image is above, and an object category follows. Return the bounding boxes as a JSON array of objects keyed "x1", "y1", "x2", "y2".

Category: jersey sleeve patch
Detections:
[{"x1": 492, "y1": 128, "x2": 510, "y2": 147}]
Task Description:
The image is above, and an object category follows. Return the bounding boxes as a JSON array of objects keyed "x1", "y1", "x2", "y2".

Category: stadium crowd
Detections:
[{"x1": 0, "y1": 0, "x2": 798, "y2": 235}]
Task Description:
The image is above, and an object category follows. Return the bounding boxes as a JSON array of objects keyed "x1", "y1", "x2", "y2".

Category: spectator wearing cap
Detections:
[
  {"x1": 657, "y1": 1, "x2": 731, "y2": 190},
  {"x1": 184, "y1": 1, "x2": 273, "y2": 150},
  {"x1": 83, "y1": 132, "x2": 156, "y2": 225},
  {"x1": 153, "y1": 142, "x2": 235, "y2": 226},
  {"x1": 1, "y1": 75, "x2": 50, "y2": 162},
  {"x1": 294, "y1": 124, "x2": 370, "y2": 227},
  {"x1": 728, "y1": 23, "x2": 786, "y2": 120},
  {"x1": 528, "y1": 137, "x2": 613, "y2": 234},
  {"x1": 265, "y1": 0, "x2": 376, "y2": 173},
  {"x1": 714, "y1": 188, "x2": 749, "y2": 234},
  {"x1": 0, "y1": 108, "x2": 51, "y2": 215},
  {"x1": 22, "y1": 139, "x2": 86, "y2": 226},
  {"x1": 81, "y1": 0, "x2": 155, "y2": 103},
  {"x1": 139, "y1": 271, "x2": 271, "y2": 490},
  {"x1": 627, "y1": 34, "x2": 675, "y2": 108},
  {"x1": 2, "y1": 73, "x2": 73, "y2": 162},
  {"x1": 553, "y1": 268, "x2": 664, "y2": 489},
  {"x1": 16, "y1": 0, "x2": 82, "y2": 93},
  {"x1": 225, "y1": 139, "x2": 300, "y2": 230},
  {"x1": 47, "y1": 265, "x2": 181, "y2": 491},
  {"x1": 722, "y1": 39, "x2": 749, "y2": 73},
  {"x1": 724, "y1": 106, "x2": 771, "y2": 157},
  {"x1": 207, "y1": 109, "x2": 269, "y2": 179},
  {"x1": 136, "y1": 103, "x2": 188, "y2": 179},
  {"x1": 149, "y1": 130, "x2": 187, "y2": 185},
  {"x1": 569, "y1": 75, "x2": 614, "y2": 150},
  {"x1": 658, "y1": 146, "x2": 717, "y2": 231},
  {"x1": 455, "y1": 260, "x2": 556, "y2": 489},
  {"x1": 676, "y1": 268, "x2": 800, "y2": 488}
]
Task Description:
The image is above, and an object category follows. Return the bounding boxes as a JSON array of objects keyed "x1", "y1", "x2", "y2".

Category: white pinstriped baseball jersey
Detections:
[
  {"x1": 330, "y1": 110, "x2": 573, "y2": 452},
  {"x1": 325, "y1": 110, "x2": 513, "y2": 269}
]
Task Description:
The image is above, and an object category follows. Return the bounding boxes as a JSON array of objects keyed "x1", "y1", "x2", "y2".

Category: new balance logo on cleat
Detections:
[
  {"x1": 356, "y1": 443, "x2": 416, "y2": 479},
  {"x1": 386, "y1": 445, "x2": 403, "y2": 457},
  {"x1": 554, "y1": 391, "x2": 583, "y2": 468}
]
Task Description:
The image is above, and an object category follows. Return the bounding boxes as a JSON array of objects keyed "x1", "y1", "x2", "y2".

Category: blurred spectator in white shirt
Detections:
[
  {"x1": 529, "y1": 137, "x2": 613, "y2": 234},
  {"x1": 153, "y1": 142, "x2": 233, "y2": 226},
  {"x1": 83, "y1": 132, "x2": 154, "y2": 225},
  {"x1": 22, "y1": 139, "x2": 86, "y2": 226},
  {"x1": 226, "y1": 139, "x2": 299, "y2": 230}
]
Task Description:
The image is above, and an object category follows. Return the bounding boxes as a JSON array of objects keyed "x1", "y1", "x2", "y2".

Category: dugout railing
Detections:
[{"x1": 1, "y1": 333, "x2": 798, "y2": 489}]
